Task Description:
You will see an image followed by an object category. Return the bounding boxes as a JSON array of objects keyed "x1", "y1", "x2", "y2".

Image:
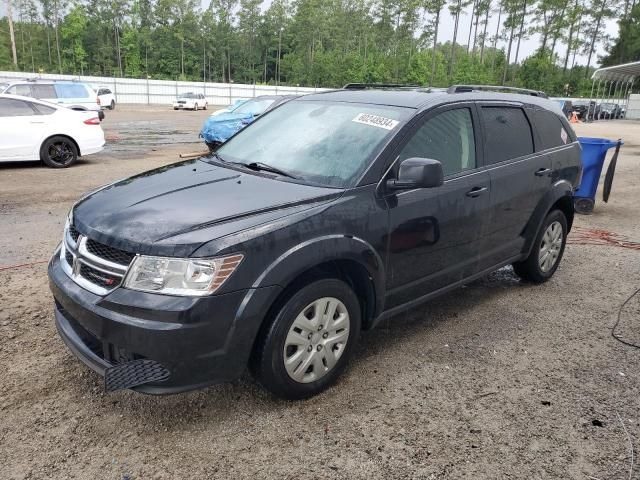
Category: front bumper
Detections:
[{"x1": 48, "y1": 251, "x2": 280, "y2": 394}]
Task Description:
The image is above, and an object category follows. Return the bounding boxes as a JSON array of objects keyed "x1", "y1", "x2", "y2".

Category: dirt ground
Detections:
[{"x1": 1, "y1": 109, "x2": 639, "y2": 479}]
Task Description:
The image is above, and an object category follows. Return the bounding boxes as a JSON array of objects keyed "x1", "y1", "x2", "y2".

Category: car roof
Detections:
[
  {"x1": 298, "y1": 88, "x2": 564, "y2": 116},
  {"x1": 5, "y1": 79, "x2": 89, "y2": 85},
  {"x1": 0, "y1": 93, "x2": 60, "y2": 108}
]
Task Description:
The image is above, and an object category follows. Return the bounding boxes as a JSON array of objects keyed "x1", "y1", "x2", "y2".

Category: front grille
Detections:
[
  {"x1": 68, "y1": 224, "x2": 80, "y2": 242},
  {"x1": 79, "y1": 264, "x2": 120, "y2": 289},
  {"x1": 86, "y1": 239, "x2": 135, "y2": 266},
  {"x1": 61, "y1": 225, "x2": 133, "y2": 296}
]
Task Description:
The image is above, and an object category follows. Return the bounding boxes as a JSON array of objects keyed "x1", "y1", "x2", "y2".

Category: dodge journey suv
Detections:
[{"x1": 48, "y1": 85, "x2": 582, "y2": 399}]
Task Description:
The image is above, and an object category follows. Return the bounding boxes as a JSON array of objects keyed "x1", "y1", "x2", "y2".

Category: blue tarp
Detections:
[{"x1": 199, "y1": 111, "x2": 256, "y2": 144}]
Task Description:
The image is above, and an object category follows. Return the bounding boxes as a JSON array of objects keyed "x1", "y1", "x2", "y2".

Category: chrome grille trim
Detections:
[{"x1": 61, "y1": 226, "x2": 134, "y2": 296}]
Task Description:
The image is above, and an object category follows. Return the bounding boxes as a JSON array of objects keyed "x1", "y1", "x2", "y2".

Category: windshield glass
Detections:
[
  {"x1": 573, "y1": 101, "x2": 588, "y2": 106},
  {"x1": 234, "y1": 98, "x2": 275, "y2": 115},
  {"x1": 215, "y1": 100, "x2": 411, "y2": 187},
  {"x1": 178, "y1": 93, "x2": 195, "y2": 99}
]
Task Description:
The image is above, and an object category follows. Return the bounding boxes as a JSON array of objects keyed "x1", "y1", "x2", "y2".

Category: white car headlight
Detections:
[{"x1": 123, "y1": 254, "x2": 243, "y2": 296}]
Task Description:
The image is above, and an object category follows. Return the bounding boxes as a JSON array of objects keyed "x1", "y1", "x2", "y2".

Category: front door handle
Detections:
[
  {"x1": 466, "y1": 186, "x2": 488, "y2": 198},
  {"x1": 535, "y1": 168, "x2": 552, "y2": 176}
]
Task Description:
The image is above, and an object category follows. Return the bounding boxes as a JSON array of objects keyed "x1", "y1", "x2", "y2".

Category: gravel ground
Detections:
[{"x1": 1, "y1": 111, "x2": 639, "y2": 479}]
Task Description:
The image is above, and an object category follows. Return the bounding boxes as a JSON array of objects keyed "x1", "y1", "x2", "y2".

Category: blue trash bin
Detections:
[{"x1": 574, "y1": 137, "x2": 623, "y2": 214}]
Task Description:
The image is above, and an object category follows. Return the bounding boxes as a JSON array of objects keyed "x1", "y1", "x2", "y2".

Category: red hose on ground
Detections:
[{"x1": 568, "y1": 226, "x2": 640, "y2": 250}]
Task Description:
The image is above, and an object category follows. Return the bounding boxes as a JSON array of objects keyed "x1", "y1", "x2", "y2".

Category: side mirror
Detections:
[{"x1": 386, "y1": 157, "x2": 444, "y2": 191}]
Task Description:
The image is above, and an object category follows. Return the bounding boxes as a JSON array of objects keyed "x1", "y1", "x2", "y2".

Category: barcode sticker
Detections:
[
  {"x1": 560, "y1": 128, "x2": 568, "y2": 144},
  {"x1": 352, "y1": 113, "x2": 399, "y2": 130}
]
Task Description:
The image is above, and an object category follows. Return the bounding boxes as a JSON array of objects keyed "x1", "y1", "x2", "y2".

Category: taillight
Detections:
[
  {"x1": 84, "y1": 117, "x2": 100, "y2": 125},
  {"x1": 97, "y1": 96, "x2": 101, "y2": 105}
]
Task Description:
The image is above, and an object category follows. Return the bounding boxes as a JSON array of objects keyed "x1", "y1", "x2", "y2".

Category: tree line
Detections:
[{"x1": 0, "y1": 0, "x2": 636, "y2": 97}]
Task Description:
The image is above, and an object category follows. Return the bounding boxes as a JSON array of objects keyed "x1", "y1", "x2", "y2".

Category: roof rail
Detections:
[
  {"x1": 447, "y1": 85, "x2": 548, "y2": 98},
  {"x1": 343, "y1": 83, "x2": 423, "y2": 90}
]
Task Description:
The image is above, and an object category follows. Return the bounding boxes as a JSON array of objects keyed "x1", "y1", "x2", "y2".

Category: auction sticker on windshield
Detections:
[{"x1": 352, "y1": 113, "x2": 399, "y2": 130}]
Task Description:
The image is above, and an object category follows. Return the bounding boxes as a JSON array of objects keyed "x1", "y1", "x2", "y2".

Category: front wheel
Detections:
[
  {"x1": 250, "y1": 279, "x2": 361, "y2": 400},
  {"x1": 40, "y1": 136, "x2": 78, "y2": 168},
  {"x1": 513, "y1": 210, "x2": 568, "y2": 283},
  {"x1": 194, "y1": 103, "x2": 199, "y2": 111},
  {"x1": 109, "y1": 100, "x2": 115, "y2": 110}
]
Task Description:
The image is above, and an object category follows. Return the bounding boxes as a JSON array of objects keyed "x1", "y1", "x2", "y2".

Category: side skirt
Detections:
[{"x1": 371, "y1": 254, "x2": 524, "y2": 328}]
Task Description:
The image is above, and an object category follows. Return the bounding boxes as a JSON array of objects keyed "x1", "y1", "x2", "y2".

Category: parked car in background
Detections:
[
  {"x1": 95, "y1": 86, "x2": 116, "y2": 110},
  {"x1": 0, "y1": 94, "x2": 104, "y2": 167},
  {"x1": 172, "y1": 92, "x2": 207, "y2": 110},
  {"x1": 209, "y1": 98, "x2": 249, "y2": 117},
  {"x1": 598, "y1": 102, "x2": 622, "y2": 119},
  {"x1": 1, "y1": 79, "x2": 104, "y2": 120},
  {"x1": 49, "y1": 86, "x2": 581, "y2": 399},
  {"x1": 556, "y1": 99, "x2": 573, "y2": 119},
  {"x1": 200, "y1": 95, "x2": 295, "y2": 150},
  {"x1": 572, "y1": 100, "x2": 599, "y2": 120}
]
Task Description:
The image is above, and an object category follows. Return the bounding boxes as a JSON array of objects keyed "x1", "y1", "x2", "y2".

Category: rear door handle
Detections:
[
  {"x1": 535, "y1": 168, "x2": 552, "y2": 176},
  {"x1": 466, "y1": 186, "x2": 488, "y2": 198}
]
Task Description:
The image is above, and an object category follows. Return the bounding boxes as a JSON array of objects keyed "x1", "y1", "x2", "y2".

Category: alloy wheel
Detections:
[
  {"x1": 539, "y1": 221, "x2": 563, "y2": 272},
  {"x1": 48, "y1": 142, "x2": 74, "y2": 166},
  {"x1": 283, "y1": 297, "x2": 350, "y2": 383}
]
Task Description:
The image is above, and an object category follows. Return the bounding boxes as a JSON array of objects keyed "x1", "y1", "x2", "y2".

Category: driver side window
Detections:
[{"x1": 398, "y1": 108, "x2": 476, "y2": 176}]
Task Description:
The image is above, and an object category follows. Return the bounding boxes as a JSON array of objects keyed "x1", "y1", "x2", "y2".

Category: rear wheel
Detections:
[
  {"x1": 250, "y1": 278, "x2": 361, "y2": 400},
  {"x1": 109, "y1": 100, "x2": 115, "y2": 110},
  {"x1": 40, "y1": 136, "x2": 78, "y2": 168},
  {"x1": 194, "y1": 103, "x2": 199, "y2": 111},
  {"x1": 513, "y1": 209, "x2": 567, "y2": 283}
]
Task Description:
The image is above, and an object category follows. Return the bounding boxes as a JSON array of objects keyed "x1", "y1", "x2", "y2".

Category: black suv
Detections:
[{"x1": 48, "y1": 86, "x2": 582, "y2": 399}]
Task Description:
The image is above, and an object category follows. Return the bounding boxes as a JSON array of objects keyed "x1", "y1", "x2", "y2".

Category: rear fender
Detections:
[{"x1": 521, "y1": 180, "x2": 574, "y2": 257}]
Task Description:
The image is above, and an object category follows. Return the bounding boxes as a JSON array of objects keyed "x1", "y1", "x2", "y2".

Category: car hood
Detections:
[{"x1": 72, "y1": 159, "x2": 340, "y2": 257}]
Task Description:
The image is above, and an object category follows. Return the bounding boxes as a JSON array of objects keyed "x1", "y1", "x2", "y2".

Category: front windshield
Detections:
[
  {"x1": 216, "y1": 100, "x2": 411, "y2": 187},
  {"x1": 178, "y1": 93, "x2": 195, "y2": 99},
  {"x1": 234, "y1": 98, "x2": 275, "y2": 115}
]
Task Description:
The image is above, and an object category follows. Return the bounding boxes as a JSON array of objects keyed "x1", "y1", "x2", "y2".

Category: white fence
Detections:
[
  {"x1": 626, "y1": 94, "x2": 640, "y2": 120},
  {"x1": 0, "y1": 71, "x2": 328, "y2": 106}
]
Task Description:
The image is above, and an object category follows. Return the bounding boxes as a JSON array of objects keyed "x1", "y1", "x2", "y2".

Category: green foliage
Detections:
[{"x1": 0, "y1": 0, "x2": 618, "y2": 96}]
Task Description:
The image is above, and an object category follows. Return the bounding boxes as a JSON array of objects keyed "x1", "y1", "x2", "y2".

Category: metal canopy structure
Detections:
[
  {"x1": 592, "y1": 60, "x2": 640, "y2": 82},
  {"x1": 585, "y1": 61, "x2": 640, "y2": 120}
]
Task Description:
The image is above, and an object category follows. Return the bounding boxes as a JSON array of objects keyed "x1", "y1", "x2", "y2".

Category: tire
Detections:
[
  {"x1": 109, "y1": 100, "x2": 115, "y2": 110},
  {"x1": 173, "y1": 107, "x2": 178, "y2": 110},
  {"x1": 203, "y1": 103, "x2": 207, "y2": 110},
  {"x1": 513, "y1": 209, "x2": 568, "y2": 283},
  {"x1": 40, "y1": 136, "x2": 78, "y2": 168},
  {"x1": 194, "y1": 103, "x2": 199, "y2": 111},
  {"x1": 250, "y1": 278, "x2": 361, "y2": 400}
]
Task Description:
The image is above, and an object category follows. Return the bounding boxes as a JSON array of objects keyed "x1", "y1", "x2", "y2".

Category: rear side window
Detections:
[
  {"x1": 7, "y1": 84, "x2": 32, "y2": 96},
  {"x1": 531, "y1": 109, "x2": 569, "y2": 150},
  {"x1": 32, "y1": 103, "x2": 56, "y2": 115},
  {"x1": 398, "y1": 108, "x2": 476, "y2": 176},
  {"x1": 481, "y1": 106, "x2": 534, "y2": 164},
  {"x1": 54, "y1": 84, "x2": 90, "y2": 99},
  {"x1": 0, "y1": 98, "x2": 35, "y2": 116},
  {"x1": 31, "y1": 84, "x2": 57, "y2": 99}
]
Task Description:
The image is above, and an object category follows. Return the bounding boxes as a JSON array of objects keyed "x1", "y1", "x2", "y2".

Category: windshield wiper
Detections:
[{"x1": 242, "y1": 162, "x2": 298, "y2": 179}]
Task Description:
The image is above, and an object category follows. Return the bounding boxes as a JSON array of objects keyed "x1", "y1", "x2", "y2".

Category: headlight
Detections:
[{"x1": 123, "y1": 254, "x2": 243, "y2": 296}]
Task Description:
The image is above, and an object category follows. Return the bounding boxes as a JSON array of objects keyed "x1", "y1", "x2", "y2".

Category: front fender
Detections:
[
  {"x1": 522, "y1": 179, "x2": 574, "y2": 257},
  {"x1": 251, "y1": 235, "x2": 386, "y2": 318}
]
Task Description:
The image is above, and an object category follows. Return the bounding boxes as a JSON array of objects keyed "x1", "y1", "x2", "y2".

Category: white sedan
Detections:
[{"x1": 0, "y1": 94, "x2": 105, "y2": 168}]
